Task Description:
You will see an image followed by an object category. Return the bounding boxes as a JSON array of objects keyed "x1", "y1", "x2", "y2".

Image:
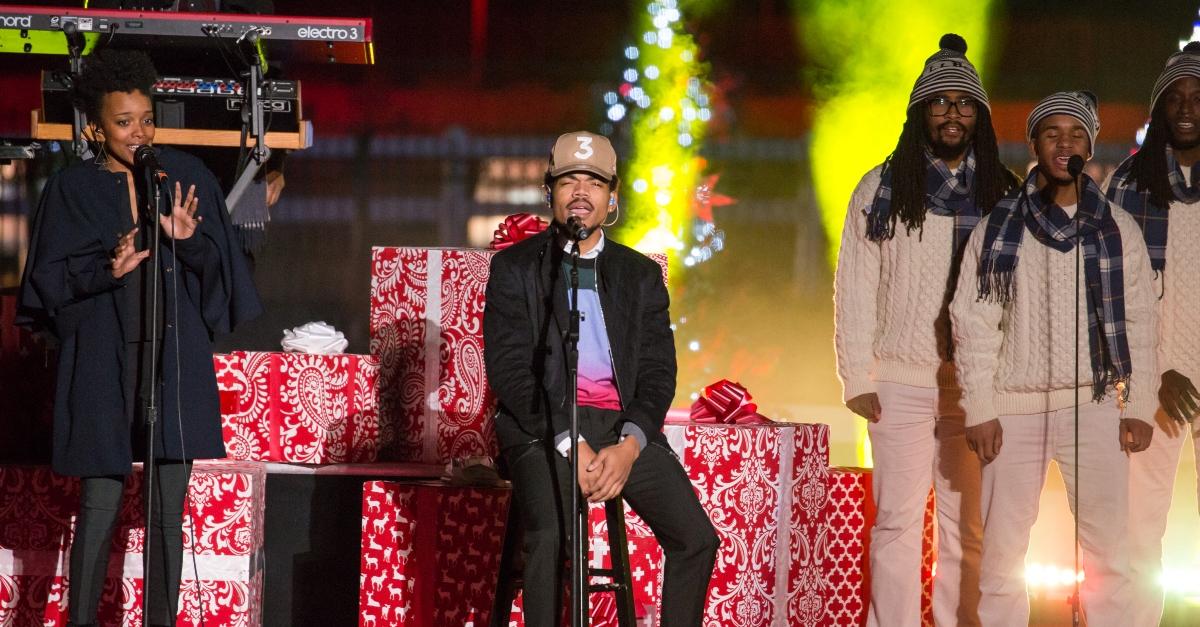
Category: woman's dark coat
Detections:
[{"x1": 18, "y1": 147, "x2": 261, "y2": 476}]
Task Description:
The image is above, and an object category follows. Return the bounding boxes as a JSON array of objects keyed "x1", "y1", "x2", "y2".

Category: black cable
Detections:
[{"x1": 162, "y1": 180, "x2": 207, "y2": 627}]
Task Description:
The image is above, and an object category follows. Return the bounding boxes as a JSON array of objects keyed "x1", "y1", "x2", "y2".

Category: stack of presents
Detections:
[{"x1": 0, "y1": 217, "x2": 934, "y2": 626}]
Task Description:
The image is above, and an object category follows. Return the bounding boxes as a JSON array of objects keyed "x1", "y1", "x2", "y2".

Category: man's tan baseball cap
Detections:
[{"x1": 548, "y1": 131, "x2": 618, "y2": 181}]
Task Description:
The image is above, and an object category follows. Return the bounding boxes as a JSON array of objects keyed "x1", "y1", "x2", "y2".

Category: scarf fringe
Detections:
[
  {"x1": 976, "y1": 264, "x2": 1015, "y2": 303},
  {"x1": 1093, "y1": 373, "x2": 1131, "y2": 407}
]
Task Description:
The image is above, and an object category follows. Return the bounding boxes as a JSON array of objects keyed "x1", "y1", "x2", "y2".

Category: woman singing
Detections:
[{"x1": 17, "y1": 49, "x2": 260, "y2": 627}]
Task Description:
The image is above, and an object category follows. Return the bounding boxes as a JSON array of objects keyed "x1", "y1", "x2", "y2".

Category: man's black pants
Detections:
[{"x1": 503, "y1": 407, "x2": 719, "y2": 626}]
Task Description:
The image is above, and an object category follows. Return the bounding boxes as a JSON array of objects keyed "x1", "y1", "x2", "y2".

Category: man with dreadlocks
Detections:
[
  {"x1": 1105, "y1": 43, "x2": 1200, "y2": 627},
  {"x1": 951, "y1": 91, "x2": 1157, "y2": 626},
  {"x1": 833, "y1": 33, "x2": 1016, "y2": 626}
]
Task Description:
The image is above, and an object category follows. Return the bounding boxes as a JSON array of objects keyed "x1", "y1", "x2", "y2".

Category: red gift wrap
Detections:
[
  {"x1": 787, "y1": 420, "x2": 834, "y2": 626},
  {"x1": 660, "y1": 421, "x2": 830, "y2": 626},
  {"x1": 353, "y1": 425, "x2": 942, "y2": 626},
  {"x1": 0, "y1": 461, "x2": 265, "y2": 627},
  {"x1": 359, "y1": 481, "x2": 666, "y2": 627},
  {"x1": 217, "y1": 351, "x2": 381, "y2": 464},
  {"x1": 821, "y1": 467, "x2": 935, "y2": 627},
  {"x1": 368, "y1": 247, "x2": 668, "y2": 465},
  {"x1": 358, "y1": 480, "x2": 510, "y2": 626}
]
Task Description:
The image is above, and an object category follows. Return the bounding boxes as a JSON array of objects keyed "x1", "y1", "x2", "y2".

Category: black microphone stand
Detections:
[
  {"x1": 141, "y1": 166, "x2": 166, "y2": 626},
  {"x1": 1068, "y1": 161, "x2": 1084, "y2": 627},
  {"x1": 566, "y1": 226, "x2": 587, "y2": 626}
]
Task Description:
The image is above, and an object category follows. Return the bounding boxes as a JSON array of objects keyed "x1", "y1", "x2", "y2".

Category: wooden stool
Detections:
[{"x1": 491, "y1": 497, "x2": 637, "y2": 626}]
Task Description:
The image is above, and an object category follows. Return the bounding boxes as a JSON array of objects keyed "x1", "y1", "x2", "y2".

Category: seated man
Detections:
[{"x1": 483, "y1": 131, "x2": 718, "y2": 625}]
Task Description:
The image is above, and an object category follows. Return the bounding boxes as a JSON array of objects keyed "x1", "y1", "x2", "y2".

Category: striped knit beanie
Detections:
[
  {"x1": 1150, "y1": 41, "x2": 1200, "y2": 113},
  {"x1": 907, "y1": 33, "x2": 990, "y2": 111},
  {"x1": 1026, "y1": 91, "x2": 1100, "y2": 150}
]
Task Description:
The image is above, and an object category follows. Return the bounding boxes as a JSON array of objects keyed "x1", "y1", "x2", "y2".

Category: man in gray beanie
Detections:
[
  {"x1": 1105, "y1": 41, "x2": 1200, "y2": 626},
  {"x1": 951, "y1": 91, "x2": 1157, "y2": 627},
  {"x1": 834, "y1": 33, "x2": 1017, "y2": 627}
]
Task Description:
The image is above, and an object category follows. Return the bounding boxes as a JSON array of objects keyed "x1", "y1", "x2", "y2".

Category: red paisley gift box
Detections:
[
  {"x1": 217, "y1": 351, "x2": 381, "y2": 464},
  {"x1": 0, "y1": 461, "x2": 265, "y2": 627},
  {"x1": 368, "y1": 247, "x2": 668, "y2": 465}
]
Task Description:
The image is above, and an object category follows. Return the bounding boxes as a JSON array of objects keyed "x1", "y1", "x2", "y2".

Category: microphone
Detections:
[
  {"x1": 134, "y1": 145, "x2": 168, "y2": 184},
  {"x1": 1067, "y1": 155, "x2": 1085, "y2": 178},
  {"x1": 564, "y1": 215, "x2": 591, "y2": 242}
]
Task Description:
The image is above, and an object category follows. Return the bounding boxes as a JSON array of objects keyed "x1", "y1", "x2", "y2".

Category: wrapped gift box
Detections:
[
  {"x1": 369, "y1": 248, "x2": 498, "y2": 466},
  {"x1": 822, "y1": 467, "x2": 875, "y2": 625},
  {"x1": 358, "y1": 480, "x2": 510, "y2": 626},
  {"x1": 217, "y1": 351, "x2": 381, "y2": 464},
  {"x1": 661, "y1": 421, "x2": 831, "y2": 626},
  {"x1": 787, "y1": 421, "x2": 833, "y2": 626},
  {"x1": 583, "y1": 502, "x2": 664, "y2": 623},
  {"x1": 0, "y1": 461, "x2": 265, "y2": 627},
  {"x1": 358, "y1": 481, "x2": 657, "y2": 627},
  {"x1": 368, "y1": 247, "x2": 669, "y2": 465},
  {"x1": 821, "y1": 467, "x2": 935, "y2": 627}
]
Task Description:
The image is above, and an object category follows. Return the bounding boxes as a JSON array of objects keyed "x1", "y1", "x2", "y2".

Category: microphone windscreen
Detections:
[{"x1": 1067, "y1": 155, "x2": 1085, "y2": 178}]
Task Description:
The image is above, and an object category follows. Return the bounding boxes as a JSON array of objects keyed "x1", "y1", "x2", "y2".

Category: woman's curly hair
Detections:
[{"x1": 71, "y1": 48, "x2": 157, "y2": 122}]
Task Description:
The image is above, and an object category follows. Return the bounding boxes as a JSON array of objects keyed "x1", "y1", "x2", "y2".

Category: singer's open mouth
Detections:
[{"x1": 568, "y1": 202, "x2": 593, "y2": 216}]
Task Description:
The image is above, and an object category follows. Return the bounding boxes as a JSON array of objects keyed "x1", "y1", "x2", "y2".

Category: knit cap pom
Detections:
[
  {"x1": 940, "y1": 33, "x2": 967, "y2": 54},
  {"x1": 1184, "y1": 41, "x2": 1200, "y2": 54}
]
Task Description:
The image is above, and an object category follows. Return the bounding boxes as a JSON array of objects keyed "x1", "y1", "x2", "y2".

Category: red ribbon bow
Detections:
[
  {"x1": 490, "y1": 213, "x2": 548, "y2": 250},
  {"x1": 689, "y1": 379, "x2": 772, "y2": 425}
]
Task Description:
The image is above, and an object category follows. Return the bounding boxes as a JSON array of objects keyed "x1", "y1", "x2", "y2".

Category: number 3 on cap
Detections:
[{"x1": 574, "y1": 136, "x2": 593, "y2": 159}]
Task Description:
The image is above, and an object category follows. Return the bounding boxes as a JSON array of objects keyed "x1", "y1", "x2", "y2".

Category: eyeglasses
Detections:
[{"x1": 927, "y1": 96, "x2": 978, "y2": 117}]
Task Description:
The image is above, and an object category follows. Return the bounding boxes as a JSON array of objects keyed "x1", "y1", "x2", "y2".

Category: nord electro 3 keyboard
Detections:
[
  {"x1": 0, "y1": 4, "x2": 373, "y2": 64},
  {"x1": 42, "y1": 72, "x2": 302, "y2": 132}
]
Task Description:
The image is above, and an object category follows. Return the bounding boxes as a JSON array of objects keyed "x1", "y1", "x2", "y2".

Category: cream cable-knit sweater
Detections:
[
  {"x1": 950, "y1": 201, "x2": 1158, "y2": 427},
  {"x1": 1157, "y1": 197, "x2": 1200, "y2": 388},
  {"x1": 1104, "y1": 168, "x2": 1200, "y2": 390},
  {"x1": 834, "y1": 165, "x2": 962, "y2": 403}
]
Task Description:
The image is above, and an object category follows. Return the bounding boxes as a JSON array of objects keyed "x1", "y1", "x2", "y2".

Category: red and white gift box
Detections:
[
  {"x1": 0, "y1": 461, "x2": 265, "y2": 627},
  {"x1": 216, "y1": 351, "x2": 381, "y2": 464},
  {"x1": 661, "y1": 421, "x2": 831, "y2": 626},
  {"x1": 368, "y1": 247, "x2": 668, "y2": 465},
  {"x1": 821, "y1": 467, "x2": 935, "y2": 627},
  {"x1": 358, "y1": 480, "x2": 662, "y2": 627},
  {"x1": 583, "y1": 502, "x2": 664, "y2": 623},
  {"x1": 369, "y1": 248, "x2": 499, "y2": 466},
  {"x1": 358, "y1": 480, "x2": 511, "y2": 626}
]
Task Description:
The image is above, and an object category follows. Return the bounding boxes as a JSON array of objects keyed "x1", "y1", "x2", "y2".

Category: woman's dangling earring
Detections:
[{"x1": 93, "y1": 133, "x2": 109, "y2": 169}]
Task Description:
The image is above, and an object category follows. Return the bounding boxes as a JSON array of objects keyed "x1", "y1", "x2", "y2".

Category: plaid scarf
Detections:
[
  {"x1": 1105, "y1": 146, "x2": 1200, "y2": 276},
  {"x1": 978, "y1": 170, "x2": 1131, "y2": 402},
  {"x1": 867, "y1": 149, "x2": 981, "y2": 254}
]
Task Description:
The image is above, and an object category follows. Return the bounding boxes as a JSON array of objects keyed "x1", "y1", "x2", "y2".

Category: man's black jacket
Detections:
[{"x1": 483, "y1": 228, "x2": 677, "y2": 450}]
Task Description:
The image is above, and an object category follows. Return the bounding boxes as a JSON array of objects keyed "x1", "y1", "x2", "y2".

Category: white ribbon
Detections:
[
  {"x1": 0, "y1": 548, "x2": 257, "y2": 581},
  {"x1": 422, "y1": 249, "x2": 443, "y2": 463},
  {"x1": 773, "y1": 425, "x2": 795, "y2": 626}
]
